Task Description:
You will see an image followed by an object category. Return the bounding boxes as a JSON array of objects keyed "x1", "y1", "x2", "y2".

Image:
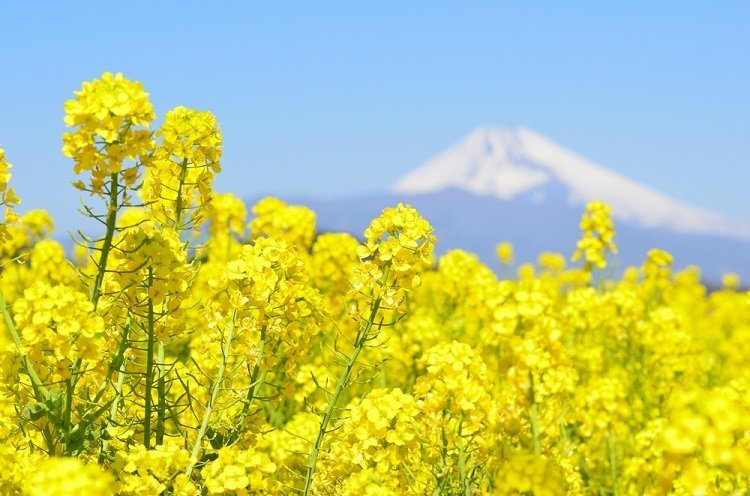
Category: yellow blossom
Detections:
[{"x1": 572, "y1": 200, "x2": 617, "y2": 271}]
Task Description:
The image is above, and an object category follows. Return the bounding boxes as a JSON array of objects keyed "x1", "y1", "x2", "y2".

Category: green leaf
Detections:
[{"x1": 22, "y1": 402, "x2": 47, "y2": 421}]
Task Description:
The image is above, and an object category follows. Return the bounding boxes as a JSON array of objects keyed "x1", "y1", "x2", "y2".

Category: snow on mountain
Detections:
[{"x1": 392, "y1": 127, "x2": 750, "y2": 240}]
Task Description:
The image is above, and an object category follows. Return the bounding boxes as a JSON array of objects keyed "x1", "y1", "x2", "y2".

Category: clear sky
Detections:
[{"x1": 1, "y1": 1, "x2": 749, "y2": 234}]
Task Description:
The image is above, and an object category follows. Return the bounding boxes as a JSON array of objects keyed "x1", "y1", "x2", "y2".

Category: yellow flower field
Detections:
[{"x1": 1, "y1": 73, "x2": 749, "y2": 495}]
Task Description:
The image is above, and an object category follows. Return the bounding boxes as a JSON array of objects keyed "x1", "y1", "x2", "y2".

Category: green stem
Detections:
[
  {"x1": 607, "y1": 433, "x2": 620, "y2": 496},
  {"x1": 302, "y1": 292, "x2": 384, "y2": 495},
  {"x1": 91, "y1": 172, "x2": 120, "y2": 309},
  {"x1": 62, "y1": 378, "x2": 74, "y2": 454},
  {"x1": 41, "y1": 424, "x2": 56, "y2": 455},
  {"x1": 147, "y1": 157, "x2": 189, "y2": 447},
  {"x1": 173, "y1": 158, "x2": 189, "y2": 230},
  {"x1": 529, "y1": 372, "x2": 541, "y2": 457},
  {"x1": 63, "y1": 173, "x2": 119, "y2": 452},
  {"x1": 90, "y1": 320, "x2": 131, "y2": 461},
  {"x1": 0, "y1": 290, "x2": 47, "y2": 399},
  {"x1": 91, "y1": 319, "x2": 131, "y2": 407},
  {"x1": 186, "y1": 311, "x2": 237, "y2": 479},
  {"x1": 99, "y1": 358, "x2": 127, "y2": 463},
  {"x1": 143, "y1": 267, "x2": 155, "y2": 449},
  {"x1": 457, "y1": 414, "x2": 470, "y2": 496},
  {"x1": 231, "y1": 326, "x2": 267, "y2": 441},
  {"x1": 1, "y1": 289, "x2": 57, "y2": 454},
  {"x1": 530, "y1": 402, "x2": 541, "y2": 456},
  {"x1": 156, "y1": 342, "x2": 166, "y2": 446}
]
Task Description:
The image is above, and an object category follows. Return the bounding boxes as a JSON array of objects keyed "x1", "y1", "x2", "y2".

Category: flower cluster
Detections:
[
  {"x1": 143, "y1": 106, "x2": 222, "y2": 230},
  {"x1": 24, "y1": 457, "x2": 115, "y2": 496},
  {"x1": 572, "y1": 199, "x2": 617, "y2": 270},
  {"x1": 495, "y1": 452, "x2": 564, "y2": 496},
  {"x1": 348, "y1": 203, "x2": 435, "y2": 318},
  {"x1": 249, "y1": 197, "x2": 317, "y2": 252},
  {"x1": 310, "y1": 232, "x2": 360, "y2": 309},
  {"x1": 316, "y1": 388, "x2": 427, "y2": 495},
  {"x1": 100, "y1": 222, "x2": 190, "y2": 337},
  {"x1": 202, "y1": 445, "x2": 278, "y2": 494},
  {"x1": 219, "y1": 237, "x2": 323, "y2": 373},
  {"x1": 62, "y1": 72, "x2": 155, "y2": 195},
  {"x1": 496, "y1": 241, "x2": 514, "y2": 265},
  {"x1": 205, "y1": 192, "x2": 247, "y2": 262},
  {"x1": 413, "y1": 341, "x2": 497, "y2": 490},
  {"x1": 113, "y1": 442, "x2": 195, "y2": 495},
  {"x1": 0, "y1": 148, "x2": 20, "y2": 242},
  {"x1": 358, "y1": 202, "x2": 435, "y2": 287},
  {"x1": 13, "y1": 282, "x2": 105, "y2": 381}
]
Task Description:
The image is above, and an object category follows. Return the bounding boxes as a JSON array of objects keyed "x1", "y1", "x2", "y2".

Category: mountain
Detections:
[
  {"x1": 393, "y1": 127, "x2": 750, "y2": 240},
  {"x1": 275, "y1": 127, "x2": 750, "y2": 284}
]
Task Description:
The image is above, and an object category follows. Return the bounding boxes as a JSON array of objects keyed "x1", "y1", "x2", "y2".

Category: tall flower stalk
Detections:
[{"x1": 303, "y1": 203, "x2": 435, "y2": 494}]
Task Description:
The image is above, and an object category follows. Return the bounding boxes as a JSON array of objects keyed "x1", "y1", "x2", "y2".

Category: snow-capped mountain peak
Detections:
[{"x1": 392, "y1": 127, "x2": 750, "y2": 240}]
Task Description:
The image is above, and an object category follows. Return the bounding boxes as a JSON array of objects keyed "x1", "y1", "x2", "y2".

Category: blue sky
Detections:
[{"x1": 1, "y1": 1, "x2": 749, "y2": 234}]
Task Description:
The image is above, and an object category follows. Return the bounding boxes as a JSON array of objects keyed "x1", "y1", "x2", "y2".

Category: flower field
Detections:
[{"x1": 1, "y1": 73, "x2": 749, "y2": 495}]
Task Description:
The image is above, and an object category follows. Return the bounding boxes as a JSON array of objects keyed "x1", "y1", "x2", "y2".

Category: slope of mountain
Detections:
[{"x1": 393, "y1": 127, "x2": 750, "y2": 240}]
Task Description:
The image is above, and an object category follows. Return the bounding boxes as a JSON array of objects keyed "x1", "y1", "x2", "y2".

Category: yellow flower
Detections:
[
  {"x1": 13, "y1": 282, "x2": 106, "y2": 381},
  {"x1": 114, "y1": 442, "x2": 196, "y2": 496},
  {"x1": 62, "y1": 72, "x2": 155, "y2": 196},
  {"x1": 0, "y1": 147, "x2": 20, "y2": 242},
  {"x1": 249, "y1": 196, "x2": 317, "y2": 252},
  {"x1": 572, "y1": 200, "x2": 617, "y2": 271},
  {"x1": 316, "y1": 388, "x2": 427, "y2": 495},
  {"x1": 722, "y1": 272, "x2": 740, "y2": 290},
  {"x1": 348, "y1": 203, "x2": 435, "y2": 318},
  {"x1": 24, "y1": 457, "x2": 114, "y2": 496},
  {"x1": 143, "y1": 106, "x2": 222, "y2": 230},
  {"x1": 202, "y1": 446, "x2": 278, "y2": 494},
  {"x1": 497, "y1": 241, "x2": 514, "y2": 265},
  {"x1": 538, "y1": 251, "x2": 566, "y2": 272},
  {"x1": 494, "y1": 453, "x2": 565, "y2": 496}
]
